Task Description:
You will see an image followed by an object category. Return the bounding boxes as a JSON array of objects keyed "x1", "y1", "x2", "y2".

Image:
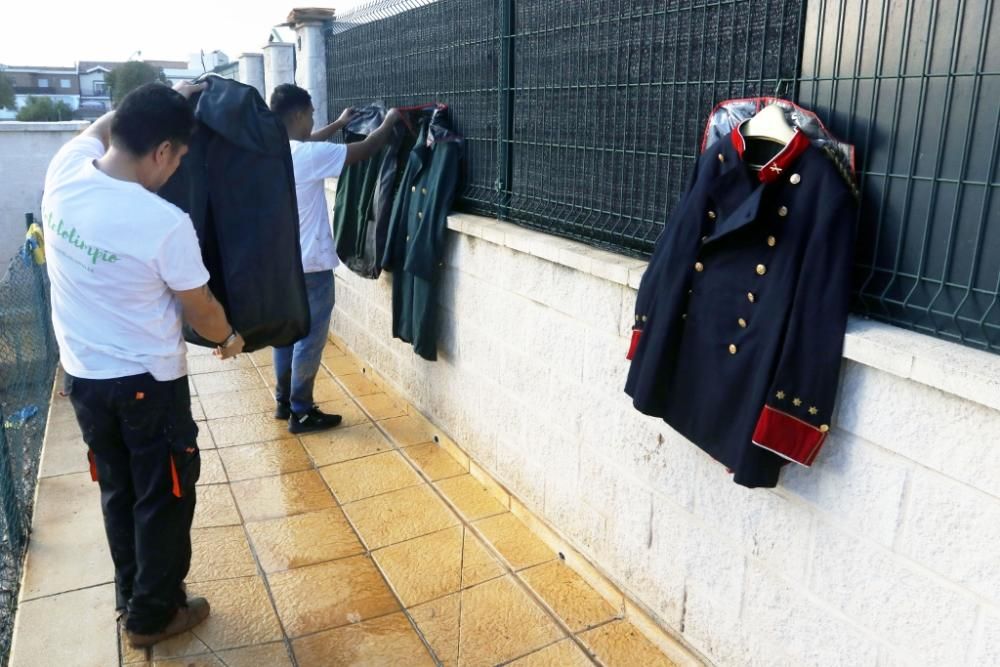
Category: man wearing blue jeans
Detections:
[{"x1": 270, "y1": 85, "x2": 401, "y2": 434}]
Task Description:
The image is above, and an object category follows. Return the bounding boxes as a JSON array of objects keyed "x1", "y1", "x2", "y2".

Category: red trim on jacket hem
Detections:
[
  {"x1": 626, "y1": 328, "x2": 642, "y2": 361},
  {"x1": 751, "y1": 405, "x2": 827, "y2": 466},
  {"x1": 87, "y1": 450, "x2": 98, "y2": 482},
  {"x1": 169, "y1": 455, "x2": 183, "y2": 498}
]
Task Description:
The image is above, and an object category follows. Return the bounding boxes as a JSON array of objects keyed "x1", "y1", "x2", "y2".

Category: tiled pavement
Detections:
[{"x1": 10, "y1": 338, "x2": 692, "y2": 667}]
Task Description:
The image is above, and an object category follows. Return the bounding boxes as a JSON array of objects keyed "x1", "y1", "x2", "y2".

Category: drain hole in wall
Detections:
[
  {"x1": 433, "y1": 435, "x2": 440, "y2": 443},
  {"x1": 558, "y1": 552, "x2": 566, "y2": 560}
]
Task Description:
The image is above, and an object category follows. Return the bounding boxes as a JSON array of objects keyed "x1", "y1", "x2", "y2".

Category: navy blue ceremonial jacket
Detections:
[{"x1": 625, "y1": 124, "x2": 857, "y2": 488}]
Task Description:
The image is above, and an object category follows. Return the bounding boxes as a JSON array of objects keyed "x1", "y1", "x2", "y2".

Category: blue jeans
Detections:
[{"x1": 274, "y1": 270, "x2": 335, "y2": 414}]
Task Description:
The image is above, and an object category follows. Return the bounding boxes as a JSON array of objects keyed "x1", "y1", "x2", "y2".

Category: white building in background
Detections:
[{"x1": 0, "y1": 65, "x2": 80, "y2": 120}]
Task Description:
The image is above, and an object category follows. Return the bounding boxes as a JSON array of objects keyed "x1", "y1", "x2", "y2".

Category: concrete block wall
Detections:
[
  {"x1": 0, "y1": 122, "x2": 89, "y2": 268},
  {"x1": 327, "y1": 192, "x2": 1000, "y2": 665}
]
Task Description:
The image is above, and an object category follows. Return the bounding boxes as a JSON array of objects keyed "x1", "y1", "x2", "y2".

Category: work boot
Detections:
[
  {"x1": 126, "y1": 597, "x2": 211, "y2": 648},
  {"x1": 274, "y1": 401, "x2": 292, "y2": 420},
  {"x1": 288, "y1": 406, "x2": 342, "y2": 434}
]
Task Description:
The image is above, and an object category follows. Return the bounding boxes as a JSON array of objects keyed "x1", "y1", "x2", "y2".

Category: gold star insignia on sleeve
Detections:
[
  {"x1": 792, "y1": 397, "x2": 802, "y2": 407},
  {"x1": 808, "y1": 406, "x2": 818, "y2": 415},
  {"x1": 776, "y1": 391, "x2": 785, "y2": 400}
]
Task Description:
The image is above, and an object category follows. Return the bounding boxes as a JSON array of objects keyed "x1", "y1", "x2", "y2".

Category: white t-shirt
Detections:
[
  {"x1": 289, "y1": 140, "x2": 347, "y2": 273},
  {"x1": 42, "y1": 136, "x2": 210, "y2": 382}
]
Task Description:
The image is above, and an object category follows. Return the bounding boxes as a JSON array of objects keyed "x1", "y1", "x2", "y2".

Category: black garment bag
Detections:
[{"x1": 159, "y1": 75, "x2": 309, "y2": 353}]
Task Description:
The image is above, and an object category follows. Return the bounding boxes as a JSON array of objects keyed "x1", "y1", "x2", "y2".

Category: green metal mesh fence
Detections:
[{"x1": 0, "y1": 213, "x2": 59, "y2": 664}]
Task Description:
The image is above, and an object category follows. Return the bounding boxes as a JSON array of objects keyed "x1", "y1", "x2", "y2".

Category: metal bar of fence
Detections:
[{"x1": 325, "y1": 0, "x2": 1000, "y2": 353}]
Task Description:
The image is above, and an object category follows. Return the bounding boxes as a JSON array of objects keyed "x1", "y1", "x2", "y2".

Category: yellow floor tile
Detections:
[
  {"x1": 343, "y1": 484, "x2": 460, "y2": 550},
  {"x1": 321, "y1": 343, "x2": 347, "y2": 359},
  {"x1": 197, "y1": 430, "x2": 216, "y2": 450},
  {"x1": 150, "y1": 655, "x2": 223, "y2": 666},
  {"x1": 292, "y1": 611, "x2": 435, "y2": 667},
  {"x1": 10, "y1": 583, "x2": 118, "y2": 667},
  {"x1": 192, "y1": 484, "x2": 240, "y2": 528},
  {"x1": 20, "y1": 473, "x2": 113, "y2": 601},
  {"x1": 312, "y1": 376, "x2": 349, "y2": 403},
  {"x1": 578, "y1": 620, "x2": 677, "y2": 667},
  {"x1": 207, "y1": 413, "x2": 290, "y2": 448},
  {"x1": 379, "y1": 413, "x2": 440, "y2": 447},
  {"x1": 372, "y1": 525, "x2": 503, "y2": 607},
  {"x1": 435, "y1": 474, "x2": 508, "y2": 521},
  {"x1": 149, "y1": 629, "x2": 210, "y2": 661},
  {"x1": 248, "y1": 347, "x2": 274, "y2": 366},
  {"x1": 184, "y1": 576, "x2": 284, "y2": 651},
  {"x1": 320, "y1": 450, "x2": 423, "y2": 503},
  {"x1": 268, "y1": 555, "x2": 400, "y2": 637},
  {"x1": 300, "y1": 423, "x2": 394, "y2": 466},
  {"x1": 191, "y1": 368, "x2": 266, "y2": 396},
  {"x1": 507, "y1": 639, "x2": 594, "y2": 666},
  {"x1": 457, "y1": 575, "x2": 565, "y2": 666},
  {"x1": 474, "y1": 513, "x2": 557, "y2": 571},
  {"x1": 199, "y1": 388, "x2": 276, "y2": 420},
  {"x1": 314, "y1": 397, "x2": 370, "y2": 427},
  {"x1": 520, "y1": 560, "x2": 619, "y2": 632},
  {"x1": 231, "y1": 470, "x2": 335, "y2": 522},
  {"x1": 338, "y1": 372, "x2": 380, "y2": 397},
  {"x1": 215, "y1": 642, "x2": 294, "y2": 666},
  {"x1": 356, "y1": 392, "x2": 408, "y2": 420},
  {"x1": 324, "y1": 355, "x2": 362, "y2": 376},
  {"x1": 218, "y1": 439, "x2": 311, "y2": 481},
  {"x1": 197, "y1": 450, "x2": 227, "y2": 485},
  {"x1": 409, "y1": 593, "x2": 461, "y2": 666},
  {"x1": 188, "y1": 526, "x2": 257, "y2": 583},
  {"x1": 403, "y1": 443, "x2": 468, "y2": 480},
  {"x1": 188, "y1": 354, "x2": 255, "y2": 374},
  {"x1": 246, "y1": 507, "x2": 364, "y2": 573}
]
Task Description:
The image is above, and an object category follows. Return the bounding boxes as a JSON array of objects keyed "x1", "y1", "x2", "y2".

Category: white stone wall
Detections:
[
  {"x1": 0, "y1": 122, "x2": 88, "y2": 267},
  {"x1": 327, "y1": 192, "x2": 1000, "y2": 665},
  {"x1": 237, "y1": 53, "x2": 266, "y2": 100}
]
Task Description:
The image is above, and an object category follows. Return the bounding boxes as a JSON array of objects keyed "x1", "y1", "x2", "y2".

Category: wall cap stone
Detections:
[
  {"x1": 446, "y1": 211, "x2": 1000, "y2": 413},
  {"x1": 0, "y1": 121, "x2": 89, "y2": 133}
]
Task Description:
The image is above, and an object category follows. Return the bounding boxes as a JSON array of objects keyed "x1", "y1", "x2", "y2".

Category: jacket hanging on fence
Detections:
[
  {"x1": 159, "y1": 75, "x2": 309, "y2": 353},
  {"x1": 381, "y1": 107, "x2": 463, "y2": 361},
  {"x1": 333, "y1": 104, "x2": 412, "y2": 279},
  {"x1": 625, "y1": 99, "x2": 858, "y2": 488}
]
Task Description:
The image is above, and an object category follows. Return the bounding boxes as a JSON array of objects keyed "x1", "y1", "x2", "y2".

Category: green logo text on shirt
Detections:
[{"x1": 45, "y1": 212, "x2": 120, "y2": 265}]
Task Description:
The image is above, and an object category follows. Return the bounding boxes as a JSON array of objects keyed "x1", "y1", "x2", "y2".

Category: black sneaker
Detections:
[
  {"x1": 274, "y1": 401, "x2": 291, "y2": 420},
  {"x1": 288, "y1": 407, "x2": 343, "y2": 434}
]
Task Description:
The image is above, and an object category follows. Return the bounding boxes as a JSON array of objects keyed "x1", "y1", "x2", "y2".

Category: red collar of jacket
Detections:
[{"x1": 730, "y1": 121, "x2": 811, "y2": 184}]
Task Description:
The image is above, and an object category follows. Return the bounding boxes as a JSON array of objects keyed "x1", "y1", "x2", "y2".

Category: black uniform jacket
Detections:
[
  {"x1": 625, "y1": 123, "x2": 857, "y2": 488},
  {"x1": 159, "y1": 75, "x2": 309, "y2": 353},
  {"x1": 381, "y1": 112, "x2": 462, "y2": 361},
  {"x1": 333, "y1": 106, "x2": 411, "y2": 279}
]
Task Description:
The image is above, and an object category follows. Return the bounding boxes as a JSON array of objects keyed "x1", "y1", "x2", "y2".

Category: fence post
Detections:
[{"x1": 497, "y1": 0, "x2": 515, "y2": 220}]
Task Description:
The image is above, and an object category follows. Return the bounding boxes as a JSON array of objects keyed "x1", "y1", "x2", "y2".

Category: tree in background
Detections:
[
  {"x1": 16, "y1": 96, "x2": 74, "y2": 121},
  {"x1": 0, "y1": 74, "x2": 15, "y2": 110},
  {"x1": 106, "y1": 61, "x2": 167, "y2": 107}
]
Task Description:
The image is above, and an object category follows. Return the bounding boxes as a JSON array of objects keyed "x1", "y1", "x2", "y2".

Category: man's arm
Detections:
[
  {"x1": 309, "y1": 107, "x2": 356, "y2": 142},
  {"x1": 343, "y1": 109, "x2": 403, "y2": 168},
  {"x1": 82, "y1": 80, "x2": 207, "y2": 150},
  {"x1": 173, "y1": 284, "x2": 245, "y2": 359}
]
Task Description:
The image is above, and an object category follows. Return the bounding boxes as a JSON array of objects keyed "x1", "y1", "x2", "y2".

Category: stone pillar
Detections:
[
  {"x1": 263, "y1": 42, "x2": 295, "y2": 106},
  {"x1": 238, "y1": 53, "x2": 266, "y2": 100},
  {"x1": 293, "y1": 19, "x2": 330, "y2": 127}
]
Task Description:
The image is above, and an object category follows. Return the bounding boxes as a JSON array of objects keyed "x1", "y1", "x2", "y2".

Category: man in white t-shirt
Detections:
[
  {"x1": 268, "y1": 84, "x2": 402, "y2": 433},
  {"x1": 42, "y1": 81, "x2": 244, "y2": 648}
]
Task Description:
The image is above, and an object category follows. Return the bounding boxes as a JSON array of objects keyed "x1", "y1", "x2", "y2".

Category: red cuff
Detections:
[
  {"x1": 752, "y1": 405, "x2": 828, "y2": 466},
  {"x1": 626, "y1": 328, "x2": 642, "y2": 360}
]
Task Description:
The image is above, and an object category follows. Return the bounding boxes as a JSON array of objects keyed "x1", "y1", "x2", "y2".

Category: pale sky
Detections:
[{"x1": 0, "y1": 1, "x2": 357, "y2": 67}]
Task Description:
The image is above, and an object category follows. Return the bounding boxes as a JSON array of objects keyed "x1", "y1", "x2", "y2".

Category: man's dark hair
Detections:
[
  {"x1": 270, "y1": 84, "x2": 312, "y2": 123},
  {"x1": 110, "y1": 83, "x2": 195, "y2": 156}
]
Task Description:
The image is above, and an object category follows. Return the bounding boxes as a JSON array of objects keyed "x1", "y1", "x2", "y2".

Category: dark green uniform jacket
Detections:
[{"x1": 381, "y1": 119, "x2": 462, "y2": 361}]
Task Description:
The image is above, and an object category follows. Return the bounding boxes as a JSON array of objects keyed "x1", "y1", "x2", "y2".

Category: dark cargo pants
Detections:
[{"x1": 65, "y1": 372, "x2": 200, "y2": 634}]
